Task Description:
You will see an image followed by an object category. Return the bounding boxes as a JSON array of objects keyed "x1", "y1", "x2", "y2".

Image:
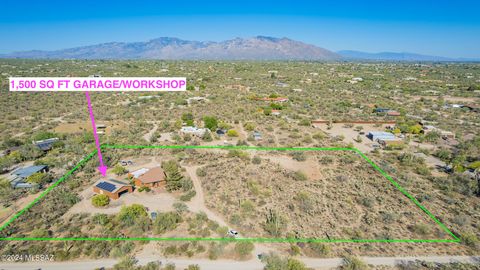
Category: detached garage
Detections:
[{"x1": 93, "y1": 179, "x2": 132, "y2": 199}]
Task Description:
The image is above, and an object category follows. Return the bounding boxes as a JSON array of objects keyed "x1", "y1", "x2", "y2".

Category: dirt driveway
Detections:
[{"x1": 313, "y1": 123, "x2": 389, "y2": 152}]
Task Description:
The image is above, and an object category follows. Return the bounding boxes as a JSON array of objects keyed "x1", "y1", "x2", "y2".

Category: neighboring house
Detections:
[
  {"x1": 387, "y1": 110, "x2": 401, "y2": 116},
  {"x1": 440, "y1": 131, "x2": 455, "y2": 139},
  {"x1": 129, "y1": 167, "x2": 167, "y2": 188},
  {"x1": 271, "y1": 110, "x2": 281, "y2": 116},
  {"x1": 276, "y1": 82, "x2": 289, "y2": 87},
  {"x1": 374, "y1": 108, "x2": 391, "y2": 113},
  {"x1": 253, "y1": 131, "x2": 262, "y2": 141},
  {"x1": 257, "y1": 97, "x2": 289, "y2": 102},
  {"x1": 93, "y1": 179, "x2": 133, "y2": 199},
  {"x1": 367, "y1": 131, "x2": 396, "y2": 141},
  {"x1": 33, "y1": 138, "x2": 59, "y2": 151},
  {"x1": 422, "y1": 125, "x2": 456, "y2": 139},
  {"x1": 8, "y1": 165, "x2": 49, "y2": 188},
  {"x1": 180, "y1": 126, "x2": 208, "y2": 137},
  {"x1": 187, "y1": 97, "x2": 208, "y2": 104},
  {"x1": 347, "y1": 77, "x2": 363, "y2": 84}
]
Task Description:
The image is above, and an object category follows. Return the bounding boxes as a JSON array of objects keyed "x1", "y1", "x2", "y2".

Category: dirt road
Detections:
[
  {"x1": 183, "y1": 165, "x2": 229, "y2": 228},
  {"x1": 143, "y1": 122, "x2": 158, "y2": 142},
  {"x1": 2, "y1": 255, "x2": 479, "y2": 270}
]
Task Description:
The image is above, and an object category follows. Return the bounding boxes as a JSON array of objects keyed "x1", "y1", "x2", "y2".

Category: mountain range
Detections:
[
  {"x1": 336, "y1": 50, "x2": 478, "y2": 62},
  {"x1": 0, "y1": 36, "x2": 340, "y2": 61},
  {"x1": 1, "y1": 36, "x2": 477, "y2": 62}
]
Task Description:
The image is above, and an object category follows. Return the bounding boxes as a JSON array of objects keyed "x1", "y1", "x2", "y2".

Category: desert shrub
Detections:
[
  {"x1": 91, "y1": 194, "x2": 110, "y2": 207},
  {"x1": 202, "y1": 131, "x2": 212, "y2": 141},
  {"x1": 290, "y1": 244, "x2": 301, "y2": 255},
  {"x1": 360, "y1": 197, "x2": 374, "y2": 208},
  {"x1": 186, "y1": 265, "x2": 200, "y2": 270},
  {"x1": 341, "y1": 255, "x2": 369, "y2": 270},
  {"x1": 263, "y1": 107, "x2": 272, "y2": 115},
  {"x1": 452, "y1": 214, "x2": 470, "y2": 226},
  {"x1": 380, "y1": 212, "x2": 396, "y2": 224},
  {"x1": 173, "y1": 202, "x2": 188, "y2": 213},
  {"x1": 208, "y1": 242, "x2": 225, "y2": 260},
  {"x1": 180, "y1": 190, "x2": 196, "y2": 201},
  {"x1": 240, "y1": 199, "x2": 255, "y2": 214},
  {"x1": 117, "y1": 204, "x2": 147, "y2": 227},
  {"x1": 244, "y1": 122, "x2": 256, "y2": 131},
  {"x1": 30, "y1": 228, "x2": 49, "y2": 238},
  {"x1": 180, "y1": 177, "x2": 193, "y2": 191},
  {"x1": 228, "y1": 150, "x2": 249, "y2": 159},
  {"x1": 247, "y1": 180, "x2": 261, "y2": 195},
  {"x1": 398, "y1": 153, "x2": 424, "y2": 166},
  {"x1": 234, "y1": 241, "x2": 254, "y2": 259},
  {"x1": 236, "y1": 140, "x2": 248, "y2": 146},
  {"x1": 203, "y1": 116, "x2": 218, "y2": 131},
  {"x1": 264, "y1": 209, "x2": 287, "y2": 236},
  {"x1": 153, "y1": 212, "x2": 182, "y2": 234},
  {"x1": 308, "y1": 243, "x2": 330, "y2": 256},
  {"x1": 138, "y1": 186, "x2": 151, "y2": 192},
  {"x1": 295, "y1": 191, "x2": 314, "y2": 213},
  {"x1": 112, "y1": 256, "x2": 138, "y2": 270},
  {"x1": 196, "y1": 168, "x2": 207, "y2": 177},
  {"x1": 287, "y1": 258, "x2": 308, "y2": 270},
  {"x1": 415, "y1": 164, "x2": 431, "y2": 176},
  {"x1": 110, "y1": 242, "x2": 135, "y2": 258},
  {"x1": 298, "y1": 119, "x2": 311, "y2": 126},
  {"x1": 252, "y1": 156, "x2": 262, "y2": 164},
  {"x1": 290, "y1": 151, "x2": 306, "y2": 161},
  {"x1": 461, "y1": 232, "x2": 479, "y2": 249},
  {"x1": 319, "y1": 156, "x2": 333, "y2": 164},
  {"x1": 229, "y1": 214, "x2": 242, "y2": 225},
  {"x1": 312, "y1": 132, "x2": 326, "y2": 140},
  {"x1": 292, "y1": 171, "x2": 307, "y2": 181},
  {"x1": 412, "y1": 223, "x2": 430, "y2": 235},
  {"x1": 261, "y1": 253, "x2": 308, "y2": 270},
  {"x1": 112, "y1": 165, "x2": 128, "y2": 175},
  {"x1": 26, "y1": 172, "x2": 51, "y2": 185},
  {"x1": 227, "y1": 129, "x2": 239, "y2": 137},
  {"x1": 164, "y1": 245, "x2": 178, "y2": 255},
  {"x1": 32, "y1": 131, "x2": 58, "y2": 141},
  {"x1": 92, "y1": 213, "x2": 110, "y2": 225}
]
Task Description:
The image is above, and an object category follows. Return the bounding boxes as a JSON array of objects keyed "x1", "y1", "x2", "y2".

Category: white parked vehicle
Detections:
[{"x1": 228, "y1": 229, "x2": 239, "y2": 237}]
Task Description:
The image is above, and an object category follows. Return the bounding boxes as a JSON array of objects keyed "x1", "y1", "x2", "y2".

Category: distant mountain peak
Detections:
[
  {"x1": 2, "y1": 36, "x2": 341, "y2": 60},
  {"x1": 254, "y1": 36, "x2": 283, "y2": 42}
]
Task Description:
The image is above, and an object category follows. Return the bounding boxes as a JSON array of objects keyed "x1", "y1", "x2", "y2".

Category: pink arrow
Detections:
[{"x1": 85, "y1": 91, "x2": 107, "y2": 177}]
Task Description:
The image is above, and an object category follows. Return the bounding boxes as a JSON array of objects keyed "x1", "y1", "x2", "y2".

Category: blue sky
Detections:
[{"x1": 1, "y1": 0, "x2": 479, "y2": 58}]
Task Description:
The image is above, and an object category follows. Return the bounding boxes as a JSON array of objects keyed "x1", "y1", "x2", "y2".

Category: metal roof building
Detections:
[
  {"x1": 12, "y1": 165, "x2": 48, "y2": 179},
  {"x1": 367, "y1": 131, "x2": 396, "y2": 142}
]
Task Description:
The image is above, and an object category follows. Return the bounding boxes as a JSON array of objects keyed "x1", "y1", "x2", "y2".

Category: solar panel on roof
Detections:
[{"x1": 96, "y1": 181, "x2": 117, "y2": 192}]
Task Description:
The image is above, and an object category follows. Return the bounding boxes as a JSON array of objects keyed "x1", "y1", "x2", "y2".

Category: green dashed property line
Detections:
[
  {"x1": 352, "y1": 149, "x2": 460, "y2": 241},
  {"x1": 0, "y1": 237, "x2": 460, "y2": 243},
  {"x1": 0, "y1": 144, "x2": 461, "y2": 243}
]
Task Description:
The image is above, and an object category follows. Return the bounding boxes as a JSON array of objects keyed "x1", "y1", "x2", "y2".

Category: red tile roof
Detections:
[{"x1": 137, "y1": 167, "x2": 166, "y2": 183}]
